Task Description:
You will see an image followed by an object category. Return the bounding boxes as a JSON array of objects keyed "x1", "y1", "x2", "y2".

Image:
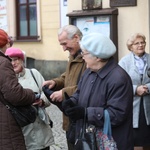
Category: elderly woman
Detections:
[
  {"x1": 62, "y1": 33, "x2": 134, "y2": 150},
  {"x1": 5, "y1": 47, "x2": 54, "y2": 150},
  {"x1": 119, "y1": 33, "x2": 150, "y2": 150},
  {"x1": 0, "y1": 30, "x2": 36, "y2": 149}
]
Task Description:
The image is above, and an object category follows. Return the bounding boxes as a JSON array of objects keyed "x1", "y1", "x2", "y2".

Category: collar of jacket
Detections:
[
  {"x1": 89, "y1": 57, "x2": 117, "y2": 79},
  {"x1": 0, "y1": 50, "x2": 11, "y2": 61},
  {"x1": 69, "y1": 50, "x2": 83, "y2": 63},
  {"x1": 16, "y1": 68, "x2": 25, "y2": 78},
  {"x1": 74, "y1": 49, "x2": 82, "y2": 58}
]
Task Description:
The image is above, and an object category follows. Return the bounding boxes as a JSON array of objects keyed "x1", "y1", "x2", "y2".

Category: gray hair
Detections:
[
  {"x1": 126, "y1": 33, "x2": 146, "y2": 51},
  {"x1": 58, "y1": 25, "x2": 83, "y2": 40}
]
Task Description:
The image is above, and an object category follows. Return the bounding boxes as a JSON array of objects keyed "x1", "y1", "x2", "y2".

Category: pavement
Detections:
[{"x1": 46, "y1": 104, "x2": 68, "y2": 150}]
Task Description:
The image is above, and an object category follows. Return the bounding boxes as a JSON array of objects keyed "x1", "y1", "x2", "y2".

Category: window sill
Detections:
[{"x1": 14, "y1": 39, "x2": 41, "y2": 42}]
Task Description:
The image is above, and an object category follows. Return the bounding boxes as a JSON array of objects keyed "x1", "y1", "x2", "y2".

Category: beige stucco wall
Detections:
[
  {"x1": 6, "y1": 0, "x2": 69, "y2": 61},
  {"x1": 5, "y1": 0, "x2": 150, "y2": 61},
  {"x1": 116, "y1": 0, "x2": 149, "y2": 60},
  {"x1": 68, "y1": 0, "x2": 150, "y2": 60}
]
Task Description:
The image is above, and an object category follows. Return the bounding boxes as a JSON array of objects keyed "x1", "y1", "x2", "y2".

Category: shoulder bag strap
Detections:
[
  {"x1": 30, "y1": 69, "x2": 39, "y2": 88},
  {"x1": 30, "y1": 69, "x2": 42, "y2": 95},
  {"x1": 103, "y1": 109, "x2": 112, "y2": 138}
]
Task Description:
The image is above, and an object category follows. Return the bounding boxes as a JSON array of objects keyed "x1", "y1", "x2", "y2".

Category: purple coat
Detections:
[{"x1": 71, "y1": 57, "x2": 134, "y2": 150}]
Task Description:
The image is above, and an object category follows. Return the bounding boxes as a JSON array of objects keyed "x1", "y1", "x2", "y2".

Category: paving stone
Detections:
[{"x1": 46, "y1": 104, "x2": 68, "y2": 150}]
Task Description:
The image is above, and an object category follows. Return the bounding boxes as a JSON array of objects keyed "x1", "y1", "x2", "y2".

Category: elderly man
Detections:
[{"x1": 43, "y1": 25, "x2": 86, "y2": 150}]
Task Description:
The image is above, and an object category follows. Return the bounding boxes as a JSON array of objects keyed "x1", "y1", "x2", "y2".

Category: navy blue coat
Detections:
[{"x1": 71, "y1": 57, "x2": 134, "y2": 150}]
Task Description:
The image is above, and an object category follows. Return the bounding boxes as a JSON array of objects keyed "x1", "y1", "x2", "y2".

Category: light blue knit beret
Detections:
[{"x1": 80, "y1": 33, "x2": 116, "y2": 59}]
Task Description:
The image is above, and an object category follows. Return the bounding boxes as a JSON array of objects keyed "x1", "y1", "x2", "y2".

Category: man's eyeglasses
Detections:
[
  {"x1": 132, "y1": 42, "x2": 146, "y2": 46},
  {"x1": 81, "y1": 51, "x2": 90, "y2": 56}
]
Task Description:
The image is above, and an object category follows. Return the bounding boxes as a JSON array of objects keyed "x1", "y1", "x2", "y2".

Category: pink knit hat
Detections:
[{"x1": 5, "y1": 47, "x2": 25, "y2": 61}]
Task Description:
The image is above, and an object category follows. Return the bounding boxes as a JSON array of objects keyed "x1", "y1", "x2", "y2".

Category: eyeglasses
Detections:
[
  {"x1": 132, "y1": 42, "x2": 146, "y2": 46},
  {"x1": 81, "y1": 51, "x2": 90, "y2": 56}
]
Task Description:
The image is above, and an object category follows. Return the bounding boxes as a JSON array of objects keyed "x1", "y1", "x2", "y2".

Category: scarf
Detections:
[{"x1": 134, "y1": 53, "x2": 147, "y2": 75}]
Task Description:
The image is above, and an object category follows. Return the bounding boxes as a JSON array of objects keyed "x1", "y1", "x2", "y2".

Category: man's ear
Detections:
[{"x1": 74, "y1": 34, "x2": 80, "y2": 42}]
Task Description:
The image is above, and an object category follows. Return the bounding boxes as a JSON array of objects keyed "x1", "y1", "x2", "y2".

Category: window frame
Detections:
[{"x1": 15, "y1": 0, "x2": 39, "y2": 41}]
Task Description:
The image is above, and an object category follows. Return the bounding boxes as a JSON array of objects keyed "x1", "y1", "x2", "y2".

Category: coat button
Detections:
[{"x1": 97, "y1": 114, "x2": 101, "y2": 117}]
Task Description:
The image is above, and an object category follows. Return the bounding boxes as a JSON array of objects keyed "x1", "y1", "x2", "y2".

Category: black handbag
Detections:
[
  {"x1": 75, "y1": 109, "x2": 97, "y2": 150},
  {"x1": 6, "y1": 103, "x2": 37, "y2": 127},
  {"x1": 66, "y1": 120, "x2": 76, "y2": 144},
  {"x1": 0, "y1": 92, "x2": 37, "y2": 127}
]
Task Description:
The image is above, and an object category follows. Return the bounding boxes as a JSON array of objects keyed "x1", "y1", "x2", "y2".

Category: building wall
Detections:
[
  {"x1": 4, "y1": 0, "x2": 69, "y2": 79},
  {"x1": 3, "y1": 0, "x2": 150, "y2": 60},
  {"x1": 1, "y1": 0, "x2": 150, "y2": 79},
  {"x1": 5, "y1": 0, "x2": 68, "y2": 61},
  {"x1": 115, "y1": 0, "x2": 149, "y2": 59},
  {"x1": 68, "y1": 0, "x2": 150, "y2": 60}
]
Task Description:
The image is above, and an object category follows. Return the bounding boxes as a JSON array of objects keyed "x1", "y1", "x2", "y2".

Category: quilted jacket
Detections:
[{"x1": 0, "y1": 51, "x2": 35, "y2": 150}]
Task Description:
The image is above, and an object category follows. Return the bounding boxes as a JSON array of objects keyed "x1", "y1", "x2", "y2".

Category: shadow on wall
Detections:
[{"x1": 26, "y1": 57, "x2": 67, "y2": 80}]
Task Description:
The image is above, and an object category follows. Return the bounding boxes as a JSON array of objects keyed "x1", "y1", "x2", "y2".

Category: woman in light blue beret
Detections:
[{"x1": 62, "y1": 33, "x2": 134, "y2": 150}]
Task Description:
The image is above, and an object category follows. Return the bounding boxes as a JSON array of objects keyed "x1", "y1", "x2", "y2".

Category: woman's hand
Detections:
[
  {"x1": 32, "y1": 99, "x2": 43, "y2": 106},
  {"x1": 136, "y1": 85, "x2": 149, "y2": 96},
  {"x1": 65, "y1": 106, "x2": 86, "y2": 121}
]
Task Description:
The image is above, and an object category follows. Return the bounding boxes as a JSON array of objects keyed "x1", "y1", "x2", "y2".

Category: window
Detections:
[{"x1": 16, "y1": 0, "x2": 38, "y2": 40}]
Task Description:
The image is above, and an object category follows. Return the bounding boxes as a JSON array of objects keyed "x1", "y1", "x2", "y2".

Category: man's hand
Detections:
[
  {"x1": 50, "y1": 90, "x2": 63, "y2": 102},
  {"x1": 42, "y1": 86, "x2": 63, "y2": 111},
  {"x1": 43, "y1": 80, "x2": 56, "y2": 89}
]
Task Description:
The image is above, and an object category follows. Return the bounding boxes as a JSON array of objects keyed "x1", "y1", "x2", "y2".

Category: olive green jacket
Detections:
[{"x1": 53, "y1": 53, "x2": 86, "y2": 130}]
